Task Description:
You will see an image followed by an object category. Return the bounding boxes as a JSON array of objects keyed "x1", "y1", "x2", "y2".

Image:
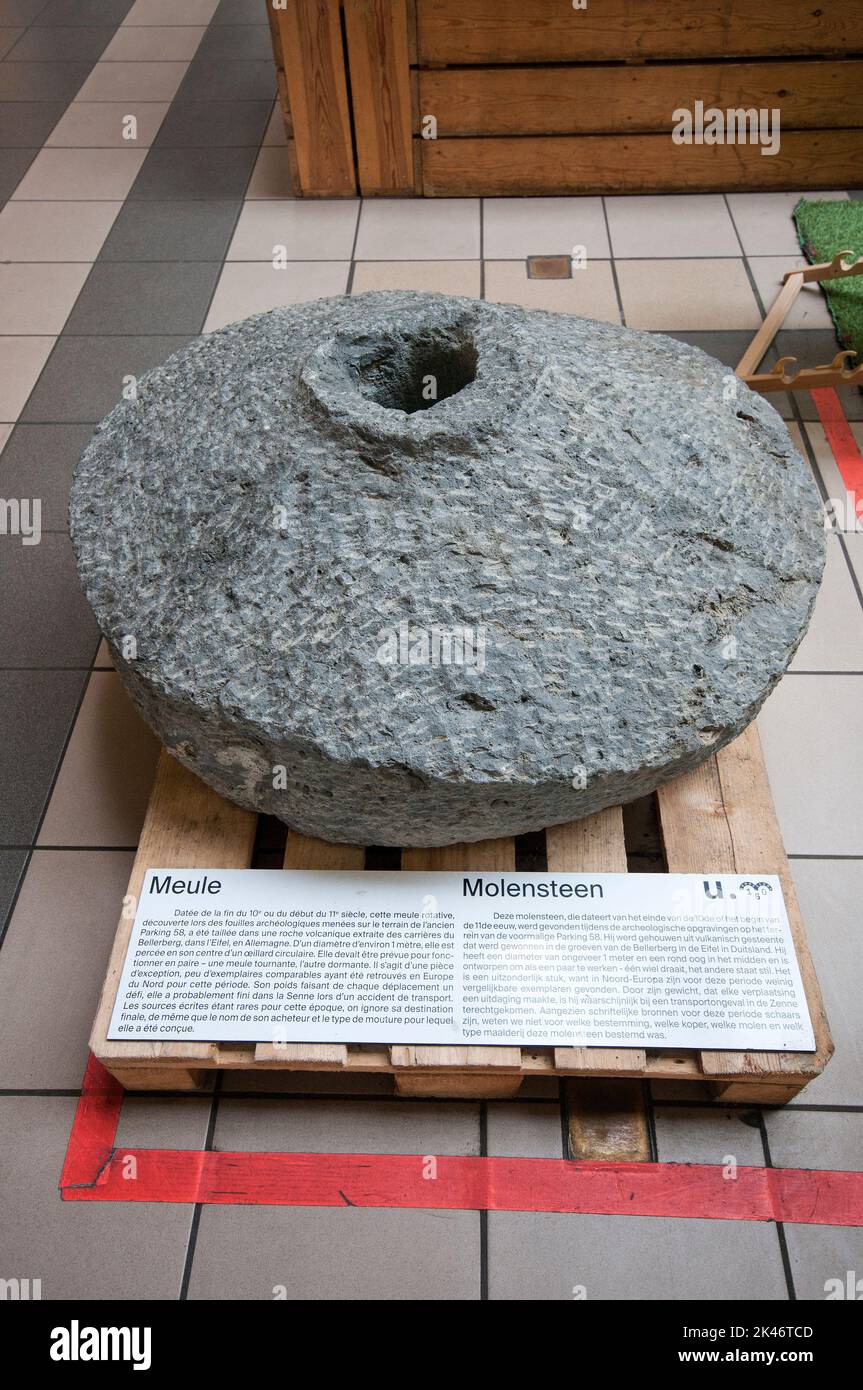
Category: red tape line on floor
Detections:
[
  {"x1": 59, "y1": 1058, "x2": 863, "y2": 1225},
  {"x1": 811, "y1": 386, "x2": 863, "y2": 521}
]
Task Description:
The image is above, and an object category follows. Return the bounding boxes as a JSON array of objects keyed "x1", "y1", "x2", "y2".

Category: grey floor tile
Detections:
[
  {"x1": 174, "y1": 58, "x2": 274, "y2": 102},
  {"x1": 212, "y1": 0, "x2": 268, "y2": 24},
  {"x1": 0, "y1": 27, "x2": 22, "y2": 59},
  {"x1": 661, "y1": 329, "x2": 769, "y2": 374},
  {"x1": 488, "y1": 1211, "x2": 788, "y2": 1300},
  {"x1": 654, "y1": 1107, "x2": 764, "y2": 1165},
  {"x1": 772, "y1": 331, "x2": 863, "y2": 422},
  {"x1": 0, "y1": 61, "x2": 92, "y2": 102},
  {"x1": 0, "y1": 423, "x2": 92, "y2": 530},
  {"x1": 0, "y1": 0, "x2": 50, "y2": 24},
  {"x1": 0, "y1": 101, "x2": 66, "y2": 145},
  {"x1": 486, "y1": 1102, "x2": 563, "y2": 1158},
  {"x1": 782, "y1": 1223, "x2": 863, "y2": 1301},
  {"x1": 0, "y1": 1095, "x2": 196, "y2": 1300},
  {"x1": 0, "y1": 849, "x2": 131, "y2": 1086},
  {"x1": 37, "y1": 0, "x2": 134, "y2": 23},
  {"x1": 196, "y1": 23, "x2": 273, "y2": 60},
  {"x1": 0, "y1": 670, "x2": 86, "y2": 843},
  {"x1": 188, "y1": 1206, "x2": 479, "y2": 1300},
  {"x1": 21, "y1": 333, "x2": 190, "y2": 421},
  {"x1": 65, "y1": 261, "x2": 221, "y2": 334},
  {"x1": 0, "y1": 847, "x2": 27, "y2": 928},
  {"x1": 153, "y1": 97, "x2": 270, "y2": 147},
  {"x1": 38, "y1": 670, "x2": 159, "y2": 847},
  {"x1": 0, "y1": 147, "x2": 36, "y2": 199},
  {"x1": 98, "y1": 198, "x2": 240, "y2": 260},
  {"x1": 214, "y1": 1098, "x2": 481, "y2": 1156},
  {"x1": 758, "y1": 676, "x2": 863, "y2": 855},
  {"x1": 765, "y1": 1109, "x2": 863, "y2": 1172},
  {"x1": 5, "y1": 24, "x2": 113, "y2": 60},
  {"x1": 114, "y1": 1094, "x2": 212, "y2": 1149},
  {"x1": 128, "y1": 145, "x2": 257, "y2": 200},
  {"x1": 788, "y1": 859, "x2": 863, "y2": 1106},
  {"x1": 0, "y1": 532, "x2": 99, "y2": 666}
]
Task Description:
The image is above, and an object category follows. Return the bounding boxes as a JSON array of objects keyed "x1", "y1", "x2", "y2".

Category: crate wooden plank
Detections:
[
  {"x1": 416, "y1": 0, "x2": 862, "y2": 64},
  {"x1": 657, "y1": 725, "x2": 832, "y2": 1095},
  {"x1": 254, "y1": 828, "x2": 368, "y2": 1068},
  {"x1": 343, "y1": 0, "x2": 415, "y2": 195},
  {"x1": 418, "y1": 60, "x2": 863, "y2": 137},
  {"x1": 393, "y1": 836, "x2": 522, "y2": 1095},
  {"x1": 547, "y1": 805, "x2": 649, "y2": 1077},
  {"x1": 90, "y1": 751, "x2": 257, "y2": 1074},
  {"x1": 274, "y1": 0, "x2": 356, "y2": 196},
  {"x1": 421, "y1": 129, "x2": 863, "y2": 197},
  {"x1": 566, "y1": 1078, "x2": 651, "y2": 1162}
]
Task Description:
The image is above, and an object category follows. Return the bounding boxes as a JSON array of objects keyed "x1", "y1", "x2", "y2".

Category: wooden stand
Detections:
[
  {"x1": 737, "y1": 250, "x2": 863, "y2": 394},
  {"x1": 90, "y1": 724, "x2": 832, "y2": 1104}
]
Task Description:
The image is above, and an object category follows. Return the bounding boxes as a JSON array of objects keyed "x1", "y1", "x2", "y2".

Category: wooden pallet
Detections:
[{"x1": 91, "y1": 723, "x2": 832, "y2": 1104}]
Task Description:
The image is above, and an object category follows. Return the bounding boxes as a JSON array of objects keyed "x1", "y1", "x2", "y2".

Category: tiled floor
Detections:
[{"x1": 0, "y1": 0, "x2": 861, "y2": 1302}]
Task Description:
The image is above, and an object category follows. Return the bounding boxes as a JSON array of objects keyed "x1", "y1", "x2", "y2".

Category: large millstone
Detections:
[{"x1": 70, "y1": 291, "x2": 824, "y2": 846}]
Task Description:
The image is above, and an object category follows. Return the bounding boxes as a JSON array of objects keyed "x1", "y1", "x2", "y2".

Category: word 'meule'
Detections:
[{"x1": 148, "y1": 874, "x2": 222, "y2": 895}]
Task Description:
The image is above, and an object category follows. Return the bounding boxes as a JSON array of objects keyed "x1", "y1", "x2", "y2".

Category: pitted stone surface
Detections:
[{"x1": 70, "y1": 291, "x2": 824, "y2": 846}]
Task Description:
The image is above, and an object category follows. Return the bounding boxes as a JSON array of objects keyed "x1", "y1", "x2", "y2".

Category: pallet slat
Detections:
[
  {"x1": 657, "y1": 724, "x2": 832, "y2": 1099},
  {"x1": 421, "y1": 130, "x2": 863, "y2": 197},
  {"x1": 416, "y1": 0, "x2": 862, "y2": 64},
  {"x1": 418, "y1": 61, "x2": 863, "y2": 137},
  {"x1": 395, "y1": 836, "x2": 522, "y2": 1094}
]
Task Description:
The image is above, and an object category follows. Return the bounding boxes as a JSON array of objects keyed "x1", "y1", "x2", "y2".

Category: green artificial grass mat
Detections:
[{"x1": 794, "y1": 198, "x2": 863, "y2": 367}]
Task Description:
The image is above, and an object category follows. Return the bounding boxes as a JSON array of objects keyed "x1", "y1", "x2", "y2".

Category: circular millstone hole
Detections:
[{"x1": 342, "y1": 326, "x2": 478, "y2": 414}]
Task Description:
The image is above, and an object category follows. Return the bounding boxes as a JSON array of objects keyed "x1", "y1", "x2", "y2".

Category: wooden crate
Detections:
[
  {"x1": 91, "y1": 723, "x2": 832, "y2": 1103},
  {"x1": 265, "y1": 0, "x2": 863, "y2": 197}
]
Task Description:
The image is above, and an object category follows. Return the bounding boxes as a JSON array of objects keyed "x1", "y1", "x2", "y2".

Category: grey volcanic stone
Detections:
[{"x1": 69, "y1": 292, "x2": 824, "y2": 846}]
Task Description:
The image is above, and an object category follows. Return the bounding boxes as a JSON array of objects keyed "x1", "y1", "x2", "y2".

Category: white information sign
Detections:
[{"x1": 108, "y1": 870, "x2": 815, "y2": 1051}]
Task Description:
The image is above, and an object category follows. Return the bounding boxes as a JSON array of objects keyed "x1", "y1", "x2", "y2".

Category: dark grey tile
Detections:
[
  {"x1": 0, "y1": 670, "x2": 86, "y2": 843},
  {"x1": 0, "y1": 146, "x2": 34, "y2": 198},
  {"x1": 772, "y1": 329, "x2": 863, "y2": 421},
  {"x1": 0, "y1": 851, "x2": 134, "y2": 1087},
  {"x1": 197, "y1": 24, "x2": 273, "y2": 60},
  {"x1": 488, "y1": 1211, "x2": 787, "y2": 1300},
  {"x1": 0, "y1": 27, "x2": 23, "y2": 59},
  {"x1": 5, "y1": 25, "x2": 113, "y2": 60},
  {"x1": 214, "y1": 1098, "x2": 481, "y2": 1155},
  {"x1": 0, "y1": 0, "x2": 49, "y2": 22},
  {"x1": 64, "y1": 261, "x2": 221, "y2": 334},
  {"x1": 0, "y1": 423, "x2": 93, "y2": 530},
  {"x1": 98, "y1": 198, "x2": 240, "y2": 261},
  {"x1": 0, "y1": 848, "x2": 27, "y2": 929},
  {"x1": 154, "y1": 98, "x2": 270, "y2": 148},
  {"x1": 661, "y1": 330, "x2": 766, "y2": 374},
  {"x1": 0, "y1": 61, "x2": 92, "y2": 101},
  {"x1": 20, "y1": 333, "x2": 191, "y2": 422},
  {"x1": 0, "y1": 100, "x2": 66, "y2": 145},
  {"x1": 128, "y1": 144, "x2": 257, "y2": 200},
  {"x1": 0, "y1": 532, "x2": 99, "y2": 667},
  {"x1": 0, "y1": 1095, "x2": 196, "y2": 1299},
  {"x1": 174, "y1": 58, "x2": 274, "y2": 103},
  {"x1": 848, "y1": 190, "x2": 863, "y2": 201},
  {"x1": 212, "y1": 0, "x2": 268, "y2": 22},
  {"x1": 36, "y1": 0, "x2": 133, "y2": 23},
  {"x1": 188, "y1": 1206, "x2": 479, "y2": 1300}
]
